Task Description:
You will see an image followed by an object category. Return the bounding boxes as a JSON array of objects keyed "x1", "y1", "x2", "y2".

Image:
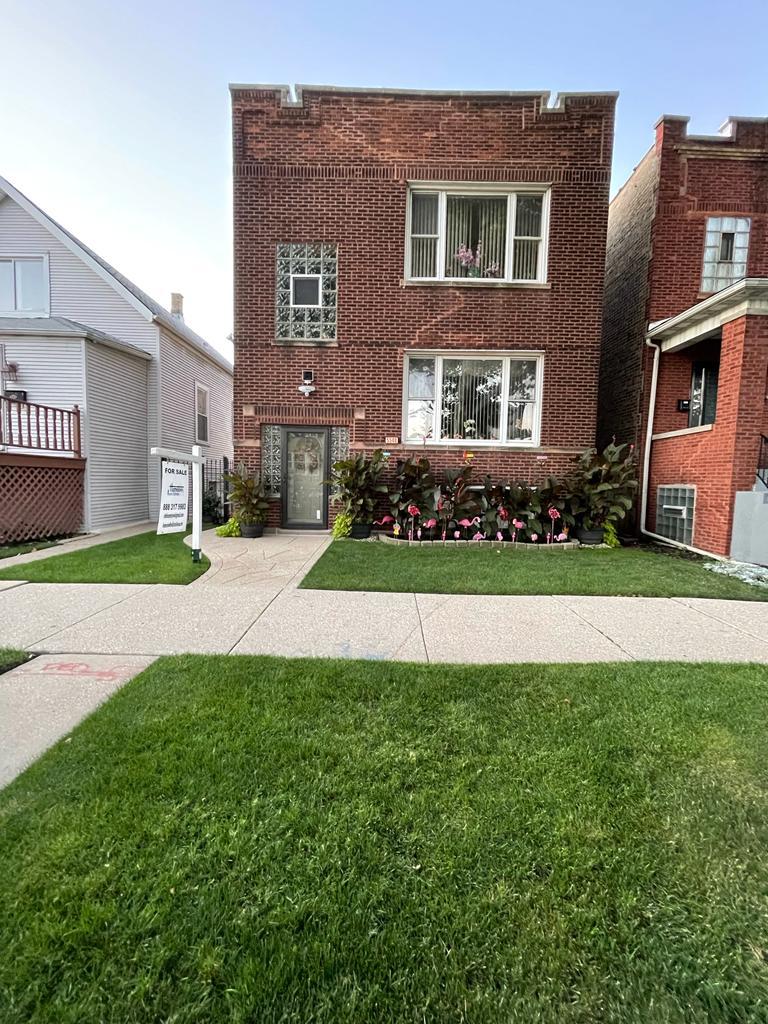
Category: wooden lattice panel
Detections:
[{"x1": 0, "y1": 456, "x2": 85, "y2": 544}]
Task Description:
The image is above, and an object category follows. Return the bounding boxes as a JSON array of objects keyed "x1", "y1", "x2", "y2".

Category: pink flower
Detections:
[
  {"x1": 548, "y1": 507, "x2": 560, "y2": 521},
  {"x1": 407, "y1": 504, "x2": 420, "y2": 517},
  {"x1": 530, "y1": 533, "x2": 539, "y2": 542},
  {"x1": 498, "y1": 507, "x2": 509, "y2": 520},
  {"x1": 513, "y1": 519, "x2": 524, "y2": 530}
]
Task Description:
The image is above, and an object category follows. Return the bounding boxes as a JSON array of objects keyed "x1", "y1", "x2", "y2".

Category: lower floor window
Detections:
[{"x1": 404, "y1": 351, "x2": 542, "y2": 445}]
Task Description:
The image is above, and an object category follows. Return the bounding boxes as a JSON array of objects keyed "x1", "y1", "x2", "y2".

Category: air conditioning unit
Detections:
[{"x1": 4, "y1": 389, "x2": 27, "y2": 402}]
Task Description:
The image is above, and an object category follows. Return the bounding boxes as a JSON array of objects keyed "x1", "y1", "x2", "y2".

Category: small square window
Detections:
[{"x1": 291, "y1": 275, "x2": 321, "y2": 307}]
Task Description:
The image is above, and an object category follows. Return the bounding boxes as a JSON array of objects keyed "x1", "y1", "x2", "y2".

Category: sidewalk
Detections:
[{"x1": 0, "y1": 528, "x2": 767, "y2": 662}]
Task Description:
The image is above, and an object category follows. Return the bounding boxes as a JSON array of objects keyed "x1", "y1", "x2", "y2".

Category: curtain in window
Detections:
[
  {"x1": 407, "y1": 357, "x2": 436, "y2": 440},
  {"x1": 445, "y1": 197, "x2": 506, "y2": 278},
  {"x1": 513, "y1": 196, "x2": 543, "y2": 280},
  {"x1": 440, "y1": 358, "x2": 502, "y2": 440},
  {"x1": 507, "y1": 359, "x2": 537, "y2": 440},
  {"x1": 410, "y1": 194, "x2": 439, "y2": 277}
]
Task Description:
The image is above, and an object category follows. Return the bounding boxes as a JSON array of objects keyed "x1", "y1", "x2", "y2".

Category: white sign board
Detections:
[{"x1": 157, "y1": 461, "x2": 189, "y2": 534}]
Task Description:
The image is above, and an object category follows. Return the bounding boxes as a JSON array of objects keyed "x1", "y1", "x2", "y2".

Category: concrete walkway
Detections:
[
  {"x1": 0, "y1": 653, "x2": 155, "y2": 787},
  {"x1": 0, "y1": 529, "x2": 767, "y2": 662}
]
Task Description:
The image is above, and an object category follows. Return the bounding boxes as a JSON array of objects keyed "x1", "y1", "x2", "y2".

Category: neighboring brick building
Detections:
[
  {"x1": 231, "y1": 83, "x2": 616, "y2": 528},
  {"x1": 599, "y1": 115, "x2": 768, "y2": 561}
]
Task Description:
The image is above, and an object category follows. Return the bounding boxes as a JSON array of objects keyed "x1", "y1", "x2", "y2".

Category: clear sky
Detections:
[{"x1": 1, "y1": 0, "x2": 766, "y2": 360}]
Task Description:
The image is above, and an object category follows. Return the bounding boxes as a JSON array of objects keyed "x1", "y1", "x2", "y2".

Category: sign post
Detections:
[{"x1": 150, "y1": 444, "x2": 204, "y2": 563}]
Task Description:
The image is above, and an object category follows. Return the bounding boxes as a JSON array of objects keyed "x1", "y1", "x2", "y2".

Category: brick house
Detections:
[
  {"x1": 599, "y1": 115, "x2": 768, "y2": 562},
  {"x1": 231, "y1": 84, "x2": 617, "y2": 529}
]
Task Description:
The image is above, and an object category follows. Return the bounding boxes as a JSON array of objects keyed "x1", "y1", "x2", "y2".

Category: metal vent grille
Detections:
[{"x1": 656, "y1": 485, "x2": 695, "y2": 545}]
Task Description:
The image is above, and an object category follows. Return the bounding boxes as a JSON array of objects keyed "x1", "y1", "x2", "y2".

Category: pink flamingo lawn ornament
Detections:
[
  {"x1": 423, "y1": 517, "x2": 437, "y2": 540},
  {"x1": 407, "y1": 504, "x2": 420, "y2": 542},
  {"x1": 457, "y1": 516, "x2": 481, "y2": 540}
]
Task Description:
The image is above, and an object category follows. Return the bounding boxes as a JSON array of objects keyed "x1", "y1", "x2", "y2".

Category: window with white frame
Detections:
[
  {"x1": 701, "y1": 217, "x2": 750, "y2": 292},
  {"x1": 407, "y1": 186, "x2": 549, "y2": 283},
  {"x1": 404, "y1": 352, "x2": 542, "y2": 445},
  {"x1": 195, "y1": 384, "x2": 209, "y2": 443},
  {"x1": 0, "y1": 256, "x2": 48, "y2": 314}
]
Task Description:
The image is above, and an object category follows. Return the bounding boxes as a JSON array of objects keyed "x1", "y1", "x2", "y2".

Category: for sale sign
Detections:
[{"x1": 157, "y1": 460, "x2": 189, "y2": 534}]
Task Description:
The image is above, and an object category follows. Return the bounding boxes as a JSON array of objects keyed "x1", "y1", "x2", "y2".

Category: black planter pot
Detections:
[
  {"x1": 240, "y1": 522, "x2": 265, "y2": 539},
  {"x1": 350, "y1": 522, "x2": 372, "y2": 539},
  {"x1": 575, "y1": 526, "x2": 605, "y2": 545}
]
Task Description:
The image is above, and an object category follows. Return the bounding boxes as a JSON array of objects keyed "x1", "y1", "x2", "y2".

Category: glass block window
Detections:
[
  {"x1": 261, "y1": 425, "x2": 349, "y2": 496},
  {"x1": 701, "y1": 217, "x2": 750, "y2": 292},
  {"x1": 656, "y1": 485, "x2": 695, "y2": 545},
  {"x1": 276, "y1": 243, "x2": 337, "y2": 341}
]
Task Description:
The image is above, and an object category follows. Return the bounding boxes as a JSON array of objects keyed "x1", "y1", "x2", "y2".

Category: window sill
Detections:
[
  {"x1": 401, "y1": 279, "x2": 551, "y2": 290},
  {"x1": 652, "y1": 423, "x2": 714, "y2": 441},
  {"x1": 402, "y1": 440, "x2": 539, "y2": 450},
  {"x1": 273, "y1": 338, "x2": 339, "y2": 348}
]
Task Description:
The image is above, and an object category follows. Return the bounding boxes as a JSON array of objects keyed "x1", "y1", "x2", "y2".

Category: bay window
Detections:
[
  {"x1": 404, "y1": 352, "x2": 543, "y2": 446},
  {"x1": 406, "y1": 185, "x2": 549, "y2": 283}
]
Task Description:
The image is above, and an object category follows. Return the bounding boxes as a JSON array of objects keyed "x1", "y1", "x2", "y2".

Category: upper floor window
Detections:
[
  {"x1": 406, "y1": 186, "x2": 550, "y2": 284},
  {"x1": 701, "y1": 217, "x2": 750, "y2": 293},
  {"x1": 404, "y1": 351, "x2": 543, "y2": 446},
  {"x1": 0, "y1": 256, "x2": 48, "y2": 315},
  {"x1": 195, "y1": 383, "x2": 209, "y2": 443}
]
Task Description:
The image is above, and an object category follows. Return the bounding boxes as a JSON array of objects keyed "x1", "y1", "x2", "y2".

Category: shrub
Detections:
[
  {"x1": 215, "y1": 517, "x2": 241, "y2": 538},
  {"x1": 567, "y1": 442, "x2": 638, "y2": 531},
  {"x1": 329, "y1": 449, "x2": 389, "y2": 524},
  {"x1": 225, "y1": 464, "x2": 270, "y2": 525},
  {"x1": 389, "y1": 457, "x2": 439, "y2": 528},
  {"x1": 202, "y1": 483, "x2": 223, "y2": 524},
  {"x1": 331, "y1": 511, "x2": 353, "y2": 539}
]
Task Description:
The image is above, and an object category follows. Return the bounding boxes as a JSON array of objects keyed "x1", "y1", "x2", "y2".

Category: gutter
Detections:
[{"x1": 639, "y1": 333, "x2": 728, "y2": 562}]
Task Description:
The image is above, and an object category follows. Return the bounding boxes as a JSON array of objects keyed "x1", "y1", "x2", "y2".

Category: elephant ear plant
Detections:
[
  {"x1": 329, "y1": 449, "x2": 389, "y2": 539},
  {"x1": 568, "y1": 441, "x2": 638, "y2": 544},
  {"x1": 224, "y1": 463, "x2": 270, "y2": 538}
]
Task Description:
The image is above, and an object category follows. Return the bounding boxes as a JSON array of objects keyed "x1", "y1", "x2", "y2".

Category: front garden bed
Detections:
[{"x1": 380, "y1": 533, "x2": 581, "y2": 551}]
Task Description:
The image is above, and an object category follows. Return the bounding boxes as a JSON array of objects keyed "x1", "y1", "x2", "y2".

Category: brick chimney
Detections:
[{"x1": 171, "y1": 292, "x2": 184, "y2": 320}]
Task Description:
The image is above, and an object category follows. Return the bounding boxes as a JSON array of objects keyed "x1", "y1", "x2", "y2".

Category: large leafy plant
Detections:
[
  {"x1": 224, "y1": 464, "x2": 270, "y2": 525},
  {"x1": 567, "y1": 441, "x2": 638, "y2": 530},
  {"x1": 480, "y1": 478, "x2": 546, "y2": 540},
  {"x1": 389, "y1": 457, "x2": 439, "y2": 527},
  {"x1": 329, "y1": 449, "x2": 389, "y2": 523},
  {"x1": 437, "y1": 463, "x2": 480, "y2": 533}
]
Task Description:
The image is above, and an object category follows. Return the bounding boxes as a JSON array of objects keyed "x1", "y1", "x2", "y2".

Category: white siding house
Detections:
[{"x1": 0, "y1": 175, "x2": 233, "y2": 533}]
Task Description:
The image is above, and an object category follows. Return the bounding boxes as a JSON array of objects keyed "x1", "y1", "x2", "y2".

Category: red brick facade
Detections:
[
  {"x1": 231, "y1": 85, "x2": 616, "y2": 525},
  {"x1": 600, "y1": 114, "x2": 768, "y2": 555}
]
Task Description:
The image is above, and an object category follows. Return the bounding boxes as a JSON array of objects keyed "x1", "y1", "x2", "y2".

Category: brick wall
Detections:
[
  {"x1": 647, "y1": 316, "x2": 768, "y2": 554},
  {"x1": 232, "y1": 87, "x2": 616, "y2": 520},
  {"x1": 598, "y1": 147, "x2": 658, "y2": 448}
]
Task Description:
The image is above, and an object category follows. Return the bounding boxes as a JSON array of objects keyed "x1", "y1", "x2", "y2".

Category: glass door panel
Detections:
[{"x1": 283, "y1": 429, "x2": 328, "y2": 528}]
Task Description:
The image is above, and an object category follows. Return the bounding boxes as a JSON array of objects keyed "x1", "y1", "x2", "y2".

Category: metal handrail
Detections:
[
  {"x1": 758, "y1": 435, "x2": 768, "y2": 488},
  {"x1": 0, "y1": 396, "x2": 81, "y2": 456}
]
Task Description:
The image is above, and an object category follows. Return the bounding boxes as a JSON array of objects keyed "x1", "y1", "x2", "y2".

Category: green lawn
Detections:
[
  {"x1": 0, "y1": 539, "x2": 60, "y2": 560},
  {"x1": 0, "y1": 530, "x2": 208, "y2": 586},
  {"x1": 3, "y1": 655, "x2": 768, "y2": 1022},
  {"x1": 0, "y1": 648, "x2": 30, "y2": 674},
  {"x1": 301, "y1": 540, "x2": 768, "y2": 600}
]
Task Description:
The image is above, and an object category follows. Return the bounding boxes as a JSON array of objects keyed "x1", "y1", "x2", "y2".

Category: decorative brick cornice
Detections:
[
  {"x1": 244, "y1": 402, "x2": 357, "y2": 426},
  {"x1": 658, "y1": 198, "x2": 768, "y2": 216},
  {"x1": 233, "y1": 163, "x2": 611, "y2": 184}
]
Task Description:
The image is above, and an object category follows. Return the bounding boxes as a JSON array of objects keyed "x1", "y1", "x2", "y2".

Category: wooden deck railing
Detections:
[{"x1": 0, "y1": 396, "x2": 81, "y2": 456}]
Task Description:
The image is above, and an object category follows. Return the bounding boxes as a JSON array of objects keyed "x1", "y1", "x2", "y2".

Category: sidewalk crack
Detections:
[{"x1": 550, "y1": 595, "x2": 636, "y2": 661}]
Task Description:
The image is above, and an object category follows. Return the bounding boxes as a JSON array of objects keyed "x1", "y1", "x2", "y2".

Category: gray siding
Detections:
[
  {"x1": 156, "y1": 326, "x2": 233, "y2": 516},
  {"x1": 84, "y1": 342, "x2": 149, "y2": 530},
  {"x1": 1, "y1": 335, "x2": 83, "y2": 410}
]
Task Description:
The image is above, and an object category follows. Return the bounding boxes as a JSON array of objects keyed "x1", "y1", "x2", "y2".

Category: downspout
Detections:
[{"x1": 639, "y1": 333, "x2": 728, "y2": 561}]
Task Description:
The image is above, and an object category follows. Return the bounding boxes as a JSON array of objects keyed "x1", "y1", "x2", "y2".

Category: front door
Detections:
[{"x1": 281, "y1": 427, "x2": 329, "y2": 529}]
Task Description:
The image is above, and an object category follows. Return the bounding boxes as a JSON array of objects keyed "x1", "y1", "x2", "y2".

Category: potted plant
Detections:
[
  {"x1": 224, "y1": 463, "x2": 270, "y2": 538},
  {"x1": 567, "y1": 442, "x2": 638, "y2": 544},
  {"x1": 329, "y1": 449, "x2": 389, "y2": 539}
]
